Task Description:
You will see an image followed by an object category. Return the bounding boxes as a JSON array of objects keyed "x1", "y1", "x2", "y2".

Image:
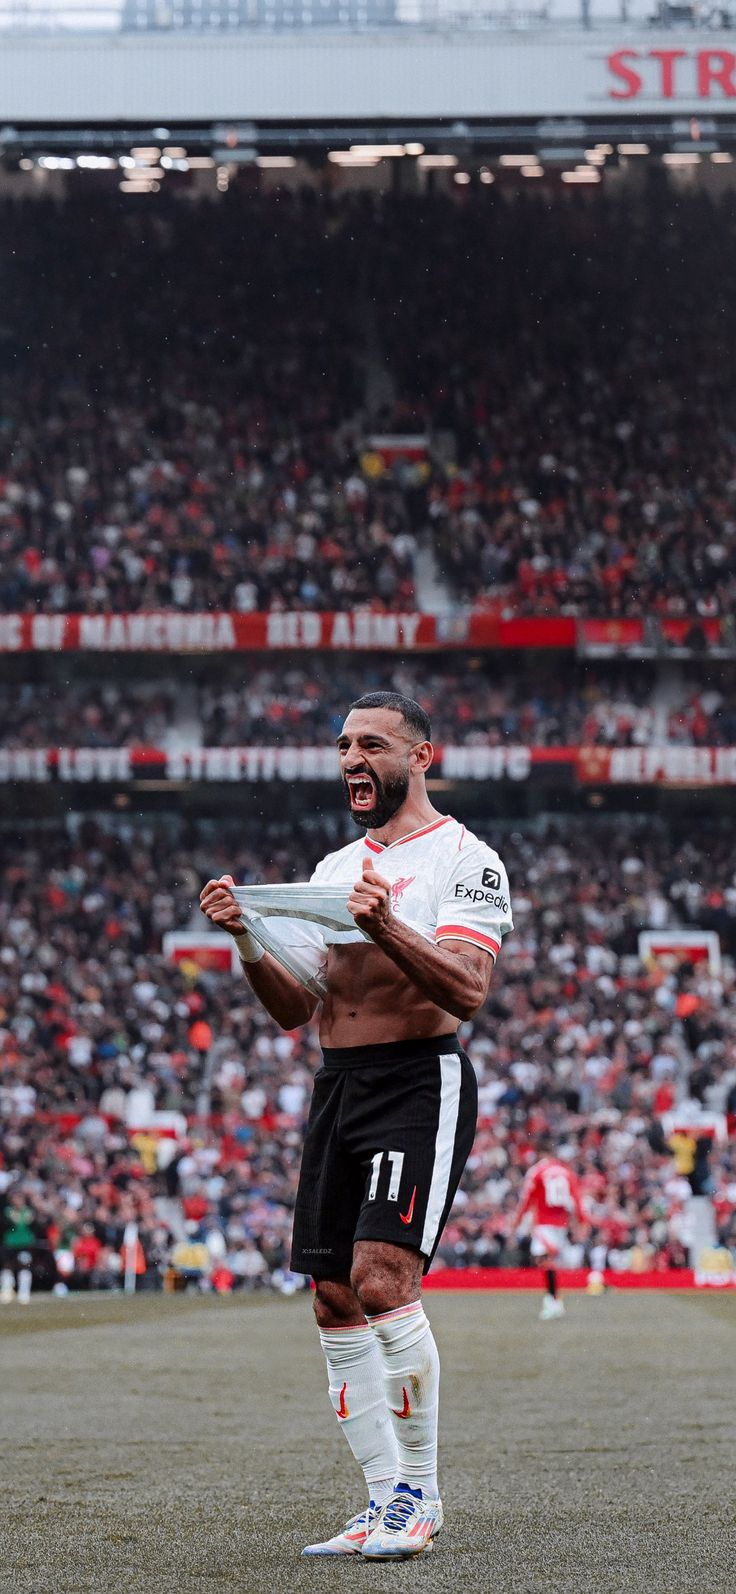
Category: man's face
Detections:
[{"x1": 336, "y1": 709, "x2": 417, "y2": 829}]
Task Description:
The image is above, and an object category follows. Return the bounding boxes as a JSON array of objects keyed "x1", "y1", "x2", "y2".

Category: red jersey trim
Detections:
[
  {"x1": 436, "y1": 924, "x2": 500, "y2": 957},
  {"x1": 363, "y1": 816, "x2": 453, "y2": 853}
]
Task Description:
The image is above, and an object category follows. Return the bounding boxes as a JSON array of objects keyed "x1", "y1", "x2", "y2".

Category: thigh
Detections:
[
  {"x1": 531, "y1": 1225, "x2": 565, "y2": 1259},
  {"x1": 349, "y1": 1047, "x2": 478, "y2": 1269},
  {"x1": 290, "y1": 1068, "x2": 365, "y2": 1280}
]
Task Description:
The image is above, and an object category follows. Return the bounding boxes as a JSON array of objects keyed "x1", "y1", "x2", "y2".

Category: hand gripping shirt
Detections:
[{"x1": 310, "y1": 815, "x2": 513, "y2": 961}]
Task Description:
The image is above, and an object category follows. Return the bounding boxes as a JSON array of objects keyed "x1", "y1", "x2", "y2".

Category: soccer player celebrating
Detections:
[
  {"x1": 200, "y1": 693, "x2": 513, "y2": 1560},
  {"x1": 514, "y1": 1138, "x2": 587, "y2": 1320}
]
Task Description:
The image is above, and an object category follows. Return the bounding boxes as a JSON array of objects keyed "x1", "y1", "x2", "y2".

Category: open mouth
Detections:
[{"x1": 347, "y1": 773, "x2": 376, "y2": 811}]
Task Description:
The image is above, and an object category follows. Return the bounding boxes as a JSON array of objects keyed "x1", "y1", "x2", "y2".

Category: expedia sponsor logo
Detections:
[
  {"x1": 482, "y1": 868, "x2": 501, "y2": 890},
  {"x1": 454, "y1": 881, "x2": 510, "y2": 913}
]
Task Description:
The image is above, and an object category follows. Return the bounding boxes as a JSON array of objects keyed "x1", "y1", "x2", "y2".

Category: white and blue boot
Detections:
[
  {"x1": 302, "y1": 1504, "x2": 378, "y2": 1557},
  {"x1": 361, "y1": 1484, "x2": 443, "y2": 1560}
]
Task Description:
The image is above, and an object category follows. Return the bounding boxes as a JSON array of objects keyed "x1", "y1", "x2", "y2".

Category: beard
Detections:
[{"x1": 341, "y1": 764, "x2": 411, "y2": 830}]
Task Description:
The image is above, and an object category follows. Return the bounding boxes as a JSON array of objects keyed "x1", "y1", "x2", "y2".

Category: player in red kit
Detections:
[{"x1": 515, "y1": 1143, "x2": 587, "y2": 1319}]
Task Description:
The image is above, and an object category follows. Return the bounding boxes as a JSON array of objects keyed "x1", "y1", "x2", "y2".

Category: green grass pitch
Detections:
[{"x1": 2, "y1": 1289, "x2": 734, "y2": 1594}]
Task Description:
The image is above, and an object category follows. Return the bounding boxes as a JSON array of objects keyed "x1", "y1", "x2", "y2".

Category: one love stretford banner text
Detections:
[
  {"x1": 2, "y1": 746, "x2": 736, "y2": 787},
  {"x1": 0, "y1": 612, "x2": 729, "y2": 653}
]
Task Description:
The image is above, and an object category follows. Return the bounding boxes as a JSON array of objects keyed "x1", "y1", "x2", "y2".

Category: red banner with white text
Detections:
[
  {"x1": 0, "y1": 744, "x2": 539, "y2": 783},
  {"x1": 0, "y1": 611, "x2": 731, "y2": 654},
  {"x1": 0, "y1": 611, "x2": 568, "y2": 652},
  {"x1": 1, "y1": 744, "x2": 736, "y2": 786},
  {"x1": 576, "y1": 746, "x2": 736, "y2": 786}
]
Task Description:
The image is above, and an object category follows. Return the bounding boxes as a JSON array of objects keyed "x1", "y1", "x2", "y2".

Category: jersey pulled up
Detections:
[{"x1": 311, "y1": 815, "x2": 513, "y2": 962}]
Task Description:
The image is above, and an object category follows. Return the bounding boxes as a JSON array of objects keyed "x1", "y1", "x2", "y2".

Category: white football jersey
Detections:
[{"x1": 311, "y1": 815, "x2": 512, "y2": 961}]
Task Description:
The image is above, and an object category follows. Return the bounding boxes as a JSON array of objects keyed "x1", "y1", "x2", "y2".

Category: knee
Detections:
[
  {"x1": 350, "y1": 1246, "x2": 422, "y2": 1318},
  {"x1": 313, "y1": 1278, "x2": 364, "y2": 1331}
]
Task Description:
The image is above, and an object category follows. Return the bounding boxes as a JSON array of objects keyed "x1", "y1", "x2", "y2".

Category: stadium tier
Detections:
[
  {"x1": 4, "y1": 655, "x2": 736, "y2": 743},
  {"x1": 1, "y1": 647, "x2": 735, "y2": 805},
  {"x1": 2, "y1": 182, "x2": 736, "y2": 1299},
  {"x1": 1, "y1": 811, "x2": 735, "y2": 1289},
  {"x1": 2, "y1": 192, "x2": 736, "y2": 623}
]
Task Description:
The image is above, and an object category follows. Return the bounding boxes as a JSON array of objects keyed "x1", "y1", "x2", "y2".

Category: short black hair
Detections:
[{"x1": 348, "y1": 692, "x2": 431, "y2": 742}]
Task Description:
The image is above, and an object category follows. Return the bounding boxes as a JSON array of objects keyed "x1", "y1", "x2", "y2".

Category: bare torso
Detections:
[{"x1": 319, "y1": 941, "x2": 459, "y2": 1048}]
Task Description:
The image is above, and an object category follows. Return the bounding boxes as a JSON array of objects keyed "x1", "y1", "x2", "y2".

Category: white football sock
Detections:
[
  {"x1": 367, "y1": 1300, "x2": 440, "y2": 1499},
  {"x1": 319, "y1": 1325, "x2": 397, "y2": 1507}
]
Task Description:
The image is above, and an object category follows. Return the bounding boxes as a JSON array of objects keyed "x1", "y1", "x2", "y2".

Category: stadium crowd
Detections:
[
  {"x1": 1, "y1": 814, "x2": 735, "y2": 1292},
  {"x1": 3, "y1": 179, "x2": 736, "y2": 1294},
  {"x1": 1, "y1": 189, "x2": 736, "y2": 620},
  {"x1": 3, "y1": 662, "x2": 735, "y2": 750}
]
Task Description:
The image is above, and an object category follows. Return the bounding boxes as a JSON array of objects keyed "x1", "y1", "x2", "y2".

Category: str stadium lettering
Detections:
[{"x1": 607, "y1": 47, "x2": 736, "y2": 99}]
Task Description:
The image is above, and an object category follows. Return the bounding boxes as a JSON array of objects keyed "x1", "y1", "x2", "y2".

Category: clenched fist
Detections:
[
  {"x1": 199, "y1": 874, "x2": 245, "y2": 938},
  {"x1": 347, "y1": 855, "x2": 393, "y2": 936}
]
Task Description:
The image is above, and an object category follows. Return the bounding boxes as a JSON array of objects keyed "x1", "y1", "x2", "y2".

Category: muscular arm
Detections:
[
  {"x1": 242, "y1": 954, "x2": 318, "y2": 1031},
  {"x1": 199, "y1": 876, "x2": 318, "y2": 1031},
  {"x1": 348, "y1": 858, "x2": 494, "y2": 1022}
]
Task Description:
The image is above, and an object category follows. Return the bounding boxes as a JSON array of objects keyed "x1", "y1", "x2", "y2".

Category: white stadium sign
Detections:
[{"x1": 1, "y1": 30, "x2": 736, "y2": 121}]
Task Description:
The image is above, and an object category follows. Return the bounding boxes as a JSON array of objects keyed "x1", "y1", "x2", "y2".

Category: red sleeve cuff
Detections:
[{"x1": 436, "y1": 924, "x2": 500, "y2": 958}]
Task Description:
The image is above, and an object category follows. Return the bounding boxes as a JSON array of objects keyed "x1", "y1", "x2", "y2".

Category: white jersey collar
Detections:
[{"x1": 363, "y1": 816, "x2": 454, "y2": 854}]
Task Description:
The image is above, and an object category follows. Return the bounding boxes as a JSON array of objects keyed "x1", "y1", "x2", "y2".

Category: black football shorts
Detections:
[{"x1": 291, "y1": 1033, "x2": 478, "y2": 1279}]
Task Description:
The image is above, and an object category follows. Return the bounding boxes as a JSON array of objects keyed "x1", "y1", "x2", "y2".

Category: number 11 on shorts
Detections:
[{"x1": 367, "y1": 1150, "x2": 405, "y2": 1201}]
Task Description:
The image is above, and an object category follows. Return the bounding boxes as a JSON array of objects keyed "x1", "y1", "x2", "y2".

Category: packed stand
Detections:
[
  {"x1": 1, "y1": 814, "x2": 735, "y2": 1293},
  {"x1": 0, "y1": 193, "x2": 414, "y2": 618},
  {"x1": 2, "y1": 677, "x2": 178, "y2": 750},
  {"x1": 4, "y1": 661, "x2": 735, "y2": 751},
  {"x1": 2, "y1": 190, "x2": 736, "y2": 620},
  {"x1": 367, "y1": 189, "x2": 736, "y2": 621}
]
